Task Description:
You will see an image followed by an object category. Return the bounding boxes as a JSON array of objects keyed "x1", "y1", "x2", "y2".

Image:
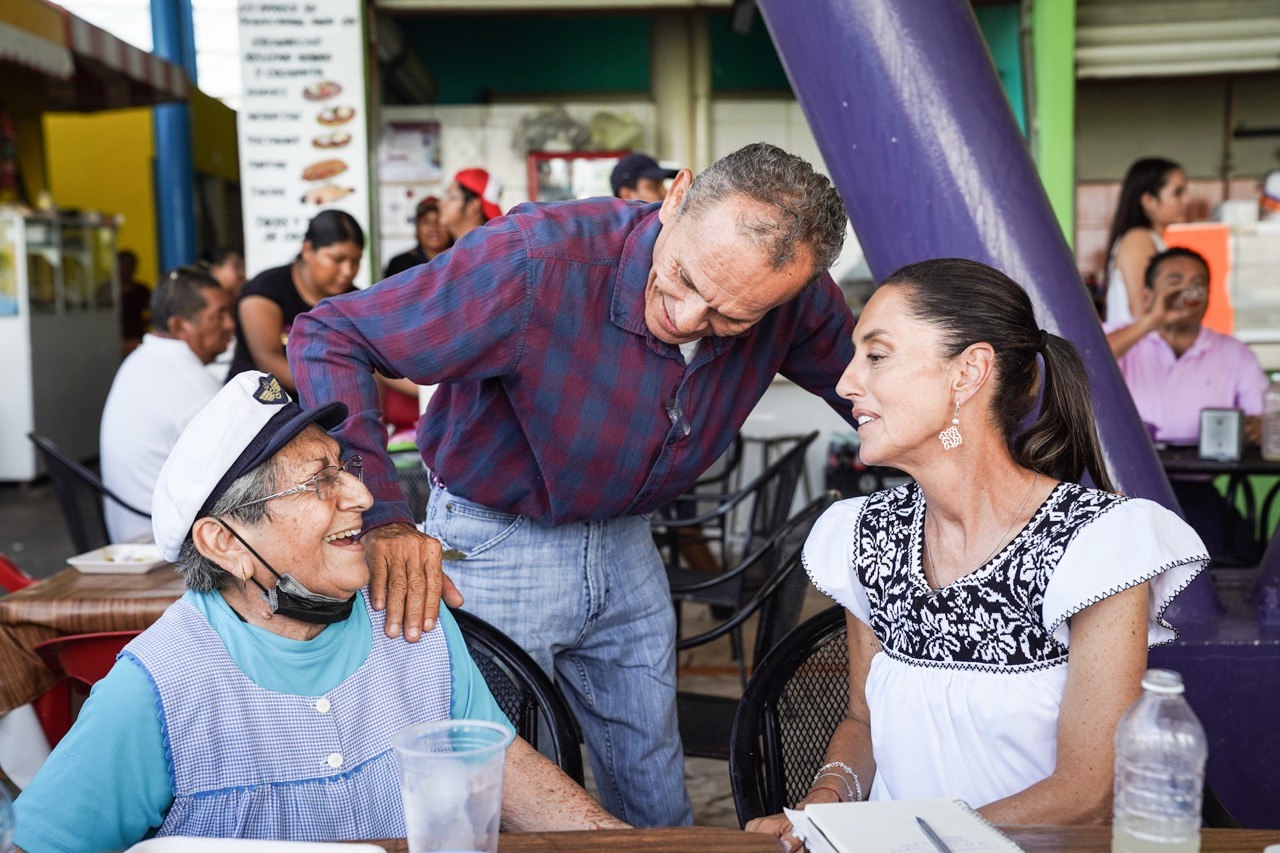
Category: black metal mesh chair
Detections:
[
  {"x1": 730, "y1": 605, "x2": 848, "y2": 824},
  {"x1": 28, "y1": 432, "x2": 149, "y2": 554},
  {"x1": 729, "y1": 606, "x2": 1241, "y2": 828},
  {"x1": 676, "y1": 494, "x2": 834, "y2": 760},
  {"x1": 451, "y1": 608, "x2": 585, "y2": 785},
  {"x1": 661, "y1": 432, "x2": 819, "y2": 685}
]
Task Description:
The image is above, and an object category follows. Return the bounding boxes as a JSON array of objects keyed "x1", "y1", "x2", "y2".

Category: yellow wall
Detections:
[
  {"x1": 190, "y1": 89, "x2": 239, "y2": 183},
  {"x1": 44, "y1": 109, "x2": 158, "y2": 287}
]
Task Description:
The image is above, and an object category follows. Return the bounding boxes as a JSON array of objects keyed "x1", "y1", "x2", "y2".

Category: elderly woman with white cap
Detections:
[{"x1": 14, "y1": 372, "x2": 624, "y2": 851}]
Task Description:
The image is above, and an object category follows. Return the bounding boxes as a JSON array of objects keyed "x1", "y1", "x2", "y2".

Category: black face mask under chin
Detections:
[{"x1": 218, "y1": 519, "x2": 356, "y2": 625}]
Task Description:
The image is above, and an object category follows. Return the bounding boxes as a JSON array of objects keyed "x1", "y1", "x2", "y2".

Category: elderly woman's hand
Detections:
[{"x1": 361, "y1": 522, "x2": 464, "y2": 641}]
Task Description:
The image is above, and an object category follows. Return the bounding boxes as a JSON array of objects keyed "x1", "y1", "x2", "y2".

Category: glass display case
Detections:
[
  {"x1": 526, "y1": 151, "x2": 628, "y2": 202},
  {"x1": 0, "y1": 209, "x2": 122, "y2": 481}
]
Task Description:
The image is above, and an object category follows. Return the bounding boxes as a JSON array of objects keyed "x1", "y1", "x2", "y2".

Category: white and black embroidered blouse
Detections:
[{"x1": 840, "y1": 482, "x2": 1129, "y2": 671}]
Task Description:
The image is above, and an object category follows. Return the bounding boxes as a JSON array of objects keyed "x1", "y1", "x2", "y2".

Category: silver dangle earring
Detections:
[{"x1": 939, "y1": 398, "x2": 963, "y2": 450}]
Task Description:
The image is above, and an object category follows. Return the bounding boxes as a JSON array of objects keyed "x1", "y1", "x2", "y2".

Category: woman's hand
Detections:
[
  {"x1": 745, "y1": 787, "x2": 842, "y2": 852},
  {"x1": 745, "y1": 812, "x2": 801, "y2": 852}
]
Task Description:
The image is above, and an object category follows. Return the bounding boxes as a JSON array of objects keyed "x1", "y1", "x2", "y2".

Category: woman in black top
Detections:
[
  {"x1": 383, "y1": 196, "x2": 452, "y2": 278},
  {"x1": 229, "y1": 210, "x2": 363, "y2": 391}
]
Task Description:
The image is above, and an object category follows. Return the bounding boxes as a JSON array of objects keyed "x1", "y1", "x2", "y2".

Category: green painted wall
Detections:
[
  {"x1": 398, "y1": 8, "x2": 1029, "y2": 122},
  {"x1": 973, "y1": 3, "x2": 1026, "y2": 135},
  {"x1": 707, "y1": 12, "x2": 790, "y2": 93},
  {"x1": 1032, "y1": 0, "x2": 1076, "y2": 243},
  {"x1": 397, "y1": 14, "x2": 650, "y2": 103}
]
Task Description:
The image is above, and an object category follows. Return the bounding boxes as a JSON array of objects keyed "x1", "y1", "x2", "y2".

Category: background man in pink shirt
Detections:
[
  {"x1": 1106, "y1": 247, "x2": 1267, "y2": 445},
  {"x1": 1106, "y1": 246, "x2": 1269, "y2": 562}
]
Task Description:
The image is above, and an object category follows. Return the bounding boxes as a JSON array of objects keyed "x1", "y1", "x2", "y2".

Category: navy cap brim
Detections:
[
  {"x1": 638, "y1": 166, "x2": 679, "y2": 182},
  {"x1": 198, "y1": 399, "x2": 347, "y2": 517}
]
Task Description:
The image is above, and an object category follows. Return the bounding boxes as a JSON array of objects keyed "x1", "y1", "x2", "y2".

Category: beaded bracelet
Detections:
[
  {"x1": 812, "y1": 761, "x2": 864, "y2": 802},
  {"x1": 812, "y1": 772, "x2": 855, "y2": 803},
  {"x1": 805, "y1": 784, "x2": 845, "y2": 804}
]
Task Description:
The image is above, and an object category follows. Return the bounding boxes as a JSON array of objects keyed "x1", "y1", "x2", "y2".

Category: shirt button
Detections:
[
  {"x1": 326, "y1": 752, "x2": 343, "y2": 768},
  {"x1": 315, "y1": 697, "x2": 331, "y2": 714}
]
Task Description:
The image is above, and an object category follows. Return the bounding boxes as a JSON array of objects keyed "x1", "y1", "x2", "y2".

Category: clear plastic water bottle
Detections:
[
  {"x1": 1262, "y1": 373, "x2": 1280, "y2": 462},
  {"x1": 1112, "y1": 669, "x2": 1207, "y2": 853},
  {"x1": 0, "y1": 782, "x2": 13, "y2": 853}
]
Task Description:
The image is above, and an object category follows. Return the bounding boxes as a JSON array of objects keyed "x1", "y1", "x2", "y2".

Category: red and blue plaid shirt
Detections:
[{"x1": 289, "y1": 198, "x2": 856, "y2": 529}]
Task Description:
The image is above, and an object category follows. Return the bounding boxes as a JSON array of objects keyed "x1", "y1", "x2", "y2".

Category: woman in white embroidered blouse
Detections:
[{"x1": 747, "y1": 259, "x2": 1207, "y2": 850}]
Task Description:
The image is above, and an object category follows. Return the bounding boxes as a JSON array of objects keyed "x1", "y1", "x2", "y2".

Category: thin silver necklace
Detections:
[{"x1": 922, "y1": 471, "x2": 1040, "y2": 587}]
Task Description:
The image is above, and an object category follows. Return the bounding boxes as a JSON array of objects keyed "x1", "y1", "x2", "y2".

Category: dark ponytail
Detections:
[
  {"x1": 1015, "y1": 333, "x2": 1115, "y2": 492},
  {"x1": 884, "y1": 258, "x2": 1115, "y2": 492}
]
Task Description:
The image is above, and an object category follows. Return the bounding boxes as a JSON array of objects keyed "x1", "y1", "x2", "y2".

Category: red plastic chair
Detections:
[
  {"x1": 32, "y1": 630, "x2": 141, "y2": 746},
  {"x1": 0, "y1": 553, "x2": 71, "y2": 744},
  {"x1": 0, "y1": 553, "x2": 35, "y2": 592}
]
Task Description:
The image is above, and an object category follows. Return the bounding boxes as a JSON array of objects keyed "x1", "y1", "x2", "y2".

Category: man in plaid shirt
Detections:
[{"x1": 289, "y1": 142, "x2": 856, "y2": 826}]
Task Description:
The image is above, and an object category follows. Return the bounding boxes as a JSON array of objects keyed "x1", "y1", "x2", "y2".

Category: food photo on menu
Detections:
[
  {"x1": 301, "y1": 185, "x2": 356, "y2": 205},
  {"x1": 303, "y1": 80, "x2": 342, "y2": 100},
  {"x1": 301, "y1": 159, "x2": 348, "y2": 182},
  {"x1": 299, "y1": 157, "x2": 353, "y2": 204},
  {"x1": 312, "y1": 132, "x2": 352, "y2": 149},
  {"x1": 317, "y1": 105, "x2": 356, "y2": 126}
]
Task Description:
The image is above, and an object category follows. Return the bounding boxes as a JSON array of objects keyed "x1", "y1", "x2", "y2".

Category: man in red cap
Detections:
[{"x1": 439, "y1": 167, "x2": 503, "y2": 241}]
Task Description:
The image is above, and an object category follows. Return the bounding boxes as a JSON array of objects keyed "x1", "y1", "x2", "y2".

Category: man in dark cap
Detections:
[{"x1": 610, "y1": 152, "x2": 678, "y2": 203}]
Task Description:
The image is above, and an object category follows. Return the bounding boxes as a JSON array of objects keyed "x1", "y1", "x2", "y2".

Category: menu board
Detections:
[{"x1": 237, "y1": 0, "x2": 372, "y2": 288}]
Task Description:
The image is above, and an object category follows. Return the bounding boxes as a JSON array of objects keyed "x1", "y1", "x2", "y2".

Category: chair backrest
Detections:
[
  {"x1": 693, "y1": 433, "x2": 744, "y2": 493},
  {"x1": 27, "y1": 431, "x2": 149, "y2": 553},
  {"x1": 675, "y1": 494, "x2": 835, "y2": 669},
  {"x1": 740, "y1": 432, "x2": 819, "y2": 563},
  {"x1": 730, "y1": 605, "x2": 848, "y2": 825},
  {"x1": 33, "y1": 629, "x2": 141, "y2": 745},
  {"x1": 0, "y1": 553, "x2": 36, "y2": 592},
  {"x1": 451, "y1": 608, "x2": 585, "y2": 785}
]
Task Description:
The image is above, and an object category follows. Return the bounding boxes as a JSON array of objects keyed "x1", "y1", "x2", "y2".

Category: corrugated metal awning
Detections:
[
  {"x1": 0, "y1": 0, "x2": 188, "y2": 111},
  {"x1": 1077, "y1": 0, "x2": 1280, "y2": 79},
  {"x1": 58, "y1": 11, "x2": 188, "y2": 108},
  {"x1": 0, "y1": 0, "x2": 73, "y2": 79}
]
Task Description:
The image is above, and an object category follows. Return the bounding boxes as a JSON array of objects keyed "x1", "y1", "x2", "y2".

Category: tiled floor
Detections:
[
  {"x1": 0, "y1": 477, "x2": 833, "y2": 828},
  {"x1": 0, "y1": 480, "x2": 76, "y2": 581}
]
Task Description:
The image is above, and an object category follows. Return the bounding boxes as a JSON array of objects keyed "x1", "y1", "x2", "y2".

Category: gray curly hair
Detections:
[
  {"x1": 173, "y1": 458, "x2": 281, "y2": 592},
  {"x1": 678, "y1": 142, "x2": 847, "y2": 277}
]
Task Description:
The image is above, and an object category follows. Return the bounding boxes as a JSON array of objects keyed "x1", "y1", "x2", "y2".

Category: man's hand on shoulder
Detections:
[{"x1": 362, "y1": 522, "x2": 464, "y2": 642}]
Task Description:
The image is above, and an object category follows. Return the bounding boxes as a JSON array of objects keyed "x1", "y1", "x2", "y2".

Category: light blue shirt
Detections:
[{"x1": 15, "y1": 590, "x2": 511, "y2": 853}]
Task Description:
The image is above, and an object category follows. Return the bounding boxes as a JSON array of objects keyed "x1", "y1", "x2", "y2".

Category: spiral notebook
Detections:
[{"x1": 785, "y1": 798, "x2": 1023, "y2": 853}]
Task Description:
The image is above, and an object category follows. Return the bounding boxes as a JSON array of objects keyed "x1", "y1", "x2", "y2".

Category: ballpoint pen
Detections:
[{"x1": 916, "y1": 816, "x2": 955, "y2": 853}]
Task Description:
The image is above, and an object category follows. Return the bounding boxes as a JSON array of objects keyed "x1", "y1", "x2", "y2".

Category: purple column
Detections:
[{"x1": 756, "y1": 0, "x2": 1218, "y2": 620}]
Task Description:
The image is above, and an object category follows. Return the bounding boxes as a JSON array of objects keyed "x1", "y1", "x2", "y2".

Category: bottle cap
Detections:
[{"x1": 1141, "y1": 668, "x2": 1185, "y2": 694}]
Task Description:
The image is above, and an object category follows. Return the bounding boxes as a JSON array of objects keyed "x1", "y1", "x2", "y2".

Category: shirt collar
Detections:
[
  {"x1": 143, "y1": 332, "x2": 205, "y2": 364},
  {"x1": 1153, "y1": 325, "x2": 1213, "y2": 362}
]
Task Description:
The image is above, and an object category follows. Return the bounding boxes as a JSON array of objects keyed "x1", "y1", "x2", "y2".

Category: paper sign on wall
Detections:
[{"x1": 236, "y1": 0, "x2": 372, "y2": 287}]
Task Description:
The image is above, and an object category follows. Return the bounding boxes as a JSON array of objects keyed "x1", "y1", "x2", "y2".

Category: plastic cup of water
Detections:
[{"x1": 392, "y1": 720, "x2": 514, "y2": 853}]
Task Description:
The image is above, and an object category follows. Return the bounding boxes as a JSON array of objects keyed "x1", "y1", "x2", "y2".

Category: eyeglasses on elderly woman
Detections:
[{"x1": 225, "y1": 455, "x2": 364, "y2": 511}]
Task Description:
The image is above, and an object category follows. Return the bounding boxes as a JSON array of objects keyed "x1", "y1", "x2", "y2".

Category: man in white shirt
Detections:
[{"x1": 101, "y1": 266, "x2": 234, "y2": 541}]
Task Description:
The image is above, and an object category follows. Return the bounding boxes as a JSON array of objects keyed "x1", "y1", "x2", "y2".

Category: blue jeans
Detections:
[{"x1": 424, "y1": 483, "x2": 693, "y2": 827}]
